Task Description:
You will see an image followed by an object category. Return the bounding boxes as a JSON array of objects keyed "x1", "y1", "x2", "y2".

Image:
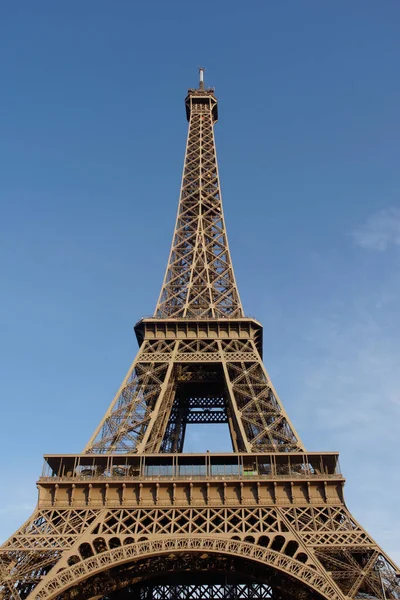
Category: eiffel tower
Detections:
[{"x1": 1, "y1": 69, "x2": 399, "y2": 600}]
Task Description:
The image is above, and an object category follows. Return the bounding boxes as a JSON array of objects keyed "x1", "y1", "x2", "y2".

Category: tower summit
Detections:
[
  {"x1": 1, "y1": 71, "x2": 399, "y2": 600},
  {"x1": 199, "y1": 66, "x2": 205, "y2": 90}
]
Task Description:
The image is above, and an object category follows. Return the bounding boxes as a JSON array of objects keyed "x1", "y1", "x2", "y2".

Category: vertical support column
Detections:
[
  {"x1": 219, "y1": 341, "x2": 252, "y2": 453},
  {"x1": 136, "y1": 342, "x2": 180, "y2": 454}
]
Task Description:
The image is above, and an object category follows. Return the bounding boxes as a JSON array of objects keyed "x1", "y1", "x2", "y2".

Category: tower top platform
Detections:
[{"x1": 185, "y1": 69, "x2": 218, "y2": 121}]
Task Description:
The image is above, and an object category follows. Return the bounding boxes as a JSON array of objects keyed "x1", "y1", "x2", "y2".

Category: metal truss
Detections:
[
  {"x1": 84, "y1": 336, "x2": 303, "y2": 454},
  {"x1": 1, "y1": 503, "x2": 399, "y2": 599},
  {"x1": 155, "y1": 85, "x2": 242, "y2": 319},
  {"x1": 1, "y1": 73, "x2": 399, "y2": 600},
  {"x1": 138, "y1": 583, "x2": 274, "y2": 600},
  {"x1": 109, "y1": 583, "x2": 276, "y2": 600}
]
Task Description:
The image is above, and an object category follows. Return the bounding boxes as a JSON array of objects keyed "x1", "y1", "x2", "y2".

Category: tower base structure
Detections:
[{"x1": 1, "y1": 451, "x2": 399, "y2": 600}]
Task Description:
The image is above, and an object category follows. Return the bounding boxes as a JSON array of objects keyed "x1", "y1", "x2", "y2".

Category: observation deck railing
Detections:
[{"x1": 40, "y1": 452, "x2": 342, "y2": 482}]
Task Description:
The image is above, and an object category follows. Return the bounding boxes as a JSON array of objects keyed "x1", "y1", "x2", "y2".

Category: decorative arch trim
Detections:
[{"x1": 30, "y1": 537, "x2": 345, "y2": 600}]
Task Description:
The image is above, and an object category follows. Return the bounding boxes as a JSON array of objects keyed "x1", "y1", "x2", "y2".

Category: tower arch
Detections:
[{"x1": 30, "y1": 538, "x2": 343, "y2": 600}]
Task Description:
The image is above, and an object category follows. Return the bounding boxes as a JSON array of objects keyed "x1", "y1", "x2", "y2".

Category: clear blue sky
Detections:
[{"x1": 1, "y1": 1, "x2": 400, "y2": 565}]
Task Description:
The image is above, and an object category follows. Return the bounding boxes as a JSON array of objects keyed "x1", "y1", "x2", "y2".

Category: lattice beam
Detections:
[
  {"x1": 84, "y1": 336, "x2": 303, "y2": 454},
  {"x1": 155, "y1": 86, "x2": 243, "y2": 319}
]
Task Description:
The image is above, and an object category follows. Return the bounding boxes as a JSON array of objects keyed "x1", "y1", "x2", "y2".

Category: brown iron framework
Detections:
[{"x1": 1, "y1": 70, "x2": 399, "y2": 600}]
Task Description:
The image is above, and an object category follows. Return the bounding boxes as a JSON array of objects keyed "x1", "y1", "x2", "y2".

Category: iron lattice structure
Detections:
[{"x1": 1, "y1": 72, "x2": 399, "y2": 600}]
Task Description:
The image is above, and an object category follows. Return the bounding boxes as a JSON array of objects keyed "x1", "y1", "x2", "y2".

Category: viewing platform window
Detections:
[{"x1": 41, "y1": 452, "x2": 341, "y2": 481}]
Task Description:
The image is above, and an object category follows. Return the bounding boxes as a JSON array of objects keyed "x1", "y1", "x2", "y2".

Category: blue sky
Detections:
[{"x1": 1, "y1": 0, "x2": 400, "y2": 565}]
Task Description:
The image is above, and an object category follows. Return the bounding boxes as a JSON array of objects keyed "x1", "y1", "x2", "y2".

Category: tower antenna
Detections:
[{"x1": 199, "y1": 66, "x2": 205, "y2": 90}]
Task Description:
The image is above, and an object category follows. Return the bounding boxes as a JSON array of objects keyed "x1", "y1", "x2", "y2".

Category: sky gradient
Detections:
[{"x1": 1, "y1": 1, "x2": 400, "y2": 565}]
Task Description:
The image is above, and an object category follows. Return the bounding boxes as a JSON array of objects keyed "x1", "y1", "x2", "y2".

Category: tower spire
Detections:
[
  {"x1": 199, "y1": 66, "x2": 205, "y2": 90},
  {"x1": 155, "y1": 75, "x2": 240, "y2": 318}
]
